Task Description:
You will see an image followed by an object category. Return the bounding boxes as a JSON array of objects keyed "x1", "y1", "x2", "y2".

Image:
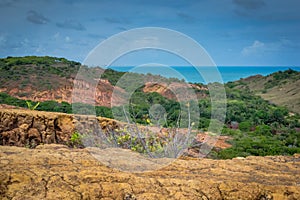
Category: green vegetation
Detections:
[
  {"x1": 0, "y1": 56, "x2": 81, "y2": 77},
  {"x1": 126, "y1": 89, "x2": 180, "y2": 126},
  {"x1": 107, "y1": 126, "x2": 166, "y2": 156},
  {"x1": 102, "y1": 68, "x2": 183, "y2": 91},
  {"x1": 214, "y1": 128, "x2": 300, "y2": 159},
  {"x1": 2, "y1": 84, "x2": 298, "y2": 158},
  {"x1": 0, "y1": 56, "x2": 299, "y2": 159},
  {"x1": 1, "y1": 56, "x2": 80, "y2": 66},
  {"x1": 210, "y1": 84, "x2": 300, "y2": 159},
  {"x1": 25, "y1": 101, "x2": 40, "y2": 110},
  {"x1": 0, "y1": 56, "x2": 81, "y2": 92},
  {"x1": 88, "y1": 117, "x2": 193, "y2": 158},
  {"x1": 101, "y1": 69, "x2": 126, "y2": 86},
  {"x1": 69, "y1": 131, "x2": 84, "y2": 148},
  {"x1": 0, "y1": 92, "x2": 112, "y2": 117},
  {"x1": 264, "y1": 69, "x2": 299, "y2": 89},
  {"x1": 0, "y1": 92, "x2": 27, "y2": 107},
  {"x1": 232, "y1": 68, "x2": 300, "y2": 113}
]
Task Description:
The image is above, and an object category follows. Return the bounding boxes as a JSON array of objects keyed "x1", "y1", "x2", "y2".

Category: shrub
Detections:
[
  {"x1": 255, "y1": 125, "x2": 272, "y2": 136},
  {"x1": 69, "y1": 131, "x2": 84, "y2": 148},
  {"x1": 239, "y1": 121, "x2": 252, "y2": 132},
  {"x1": 26, "y1": 101, "x2": 40, "y2": 110}
]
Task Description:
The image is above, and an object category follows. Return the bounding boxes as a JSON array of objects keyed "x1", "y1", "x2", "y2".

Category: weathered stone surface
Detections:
[
  {"x1": 0, "y1": 144, "x2": 299, "y2": 199},
  {"x1": 0, "y1": 108, "x2": 230, "y2": 154},
  {"x1": 0, "y1": 109, "x2": 120, "y2": 148}
]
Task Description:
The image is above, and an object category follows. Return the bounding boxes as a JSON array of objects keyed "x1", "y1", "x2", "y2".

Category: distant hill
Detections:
[
  {"x1": 0, "y1": 56, "x2": 207, "y2": 107},
  {"x1": 228, "y1": 69, "x2": 300, "y2": 114},
  {"x1": 0, "y1": 56, "x2": 133, "y2": 107},
  {"x1": 1, "y1": 56, "x2": 300, "y2": 159},
  {"x1": 0, "y1": 56, "x2": 299, "y2": 114}
]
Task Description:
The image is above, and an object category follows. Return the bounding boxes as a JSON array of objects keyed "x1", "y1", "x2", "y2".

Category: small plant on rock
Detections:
[
  {"x1": 26, "y1": 100, "x2": 40, "y2": 110},
  {"x1": 69, "y1": 131, "x2": 84, "y2": 148}
]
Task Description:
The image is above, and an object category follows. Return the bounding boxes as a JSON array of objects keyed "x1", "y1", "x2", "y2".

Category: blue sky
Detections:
[{"x1": 0, "y1": 0, "x2": 299, "y2": 66}]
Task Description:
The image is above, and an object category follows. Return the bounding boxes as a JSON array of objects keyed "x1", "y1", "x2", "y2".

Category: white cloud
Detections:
[
  {"x1": 21, "y1": 38, "x2": 29, "y2": 45},
  {"x1": 53, "y1": 32, "x2": 60, "y2": 40},
  {"x1": 35, "y1": 45, "x2": 45, "y2": 53},
  {"x1": 242, "y1": 40, "x2": 265, "y2": 56},
  {"x1": 27, "y1": 10, "x2": 49, "y2": 25},
  {"x1": 241, "y1": 39, "x2": 296, "y2": 56},
  {"x1": 65, "y1": 36, "x2": 71, "y2": 42}
]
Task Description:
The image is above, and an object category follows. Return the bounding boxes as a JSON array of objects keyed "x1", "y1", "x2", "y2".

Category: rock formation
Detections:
[
  {"x1": 0, "y1": 109, "x2": 299, "y2": 199},
  {"x1": 0, "y1": 109, "x2": 119, "y2": 148},
  {"x1": 0, "y1": 144, "x2": 299, "y2": 199}
]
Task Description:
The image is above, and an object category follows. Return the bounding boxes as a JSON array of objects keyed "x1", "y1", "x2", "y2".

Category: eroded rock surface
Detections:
[
  {"x1": 0, "y1": 109, "x2": 119, "y2": 148},
  {"x1": 0, "y1": 144, "x2": 299, "y2": 200}
]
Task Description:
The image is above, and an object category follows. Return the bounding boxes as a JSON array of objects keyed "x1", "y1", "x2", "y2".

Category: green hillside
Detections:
[
  {"x1": 230, "y1": 69, "x2": 300, "y2": 114},
  {"x1": 0, "y1": 56, "x2": 299, "y2": 158},
  {"x1": 0, "y1": 56, "x2": 81, "y2": 91}
]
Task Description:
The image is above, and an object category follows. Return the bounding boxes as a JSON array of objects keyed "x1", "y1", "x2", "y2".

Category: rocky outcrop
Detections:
[
  {"x1": 72, "y1": 79, "x2": 126, "y2": 107},
  {"x1": 0, "y1": 144, "x2": 299, "y2": 199},
  {"x1": 0, "y1": 109, "x2": 299, "y2": 199},
  {"x1": 0, "y1": 109, "x2": 119, "y2": 148},
  {"x1": 0, "y1": 109, "x2": 231, "y2": 152},
  {"x1": 0, "y1": 78, "x2": 126, "y2": 107},
  {"x1": 143, "y1": 82, "x2": 208, "y2": 100}
]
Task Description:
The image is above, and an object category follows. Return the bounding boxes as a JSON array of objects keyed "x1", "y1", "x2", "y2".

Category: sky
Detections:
[{"x1": 0, "y1": 0, "x2": 299, "y2": 66}]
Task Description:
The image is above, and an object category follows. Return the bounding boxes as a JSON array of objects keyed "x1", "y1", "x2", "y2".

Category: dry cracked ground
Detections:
[{"x1": 0, "y1": 144, "x2": 300, "y2": 200}]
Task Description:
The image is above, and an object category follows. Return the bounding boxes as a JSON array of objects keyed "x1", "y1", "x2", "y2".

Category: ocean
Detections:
[{"x1": 107, "y1": 66, "x2": 300, "y2": 84}]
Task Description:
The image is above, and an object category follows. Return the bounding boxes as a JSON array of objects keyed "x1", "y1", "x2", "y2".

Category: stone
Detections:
[
  {"x1": 28, "y1": 128, "x2": 41, "y2": 144},
  {"x1": 0, "y1": 109, "x2": 122, "y2": 147},
  {"x1": 0, "y1": 145, "x2": 299, "y2": 199}
]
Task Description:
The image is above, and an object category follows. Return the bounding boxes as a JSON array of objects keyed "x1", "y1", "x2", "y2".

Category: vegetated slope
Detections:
[
  {"x1": 0, "y1": 56, "x2": 206, "y2": 107},
  {"x1": 0, "y1": 56, "x2": 126, "y2": 107},
  {"x1": 0, "y1": 56, "x2": 300, "y2": 159},
  {"x1": 201, "y1": 83, "x2": 300, "y2": 159},
  {"x1": 230, "y1": 69, "x2": 300, "y2": 114}
]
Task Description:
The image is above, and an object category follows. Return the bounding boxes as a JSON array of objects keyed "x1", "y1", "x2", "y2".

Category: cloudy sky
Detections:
[{"x1": 0, "y1": 0, "x2": 299, "y2": 66}]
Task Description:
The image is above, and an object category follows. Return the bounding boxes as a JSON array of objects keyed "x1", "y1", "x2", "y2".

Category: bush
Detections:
[
  {"x1": 69, "y1": 131, "x2": 84, "y2": 148},
  {"x1": 255, "y1": 125, "x2": 272, "y2": 135},
  {"x1": 239, "y1": 121, "x2": 252, "y2": 132}
]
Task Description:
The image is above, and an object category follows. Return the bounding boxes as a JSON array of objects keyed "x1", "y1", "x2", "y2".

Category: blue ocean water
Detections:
[{"x1": 108, "y1": 66, "x2": 300, "y2": 84}]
